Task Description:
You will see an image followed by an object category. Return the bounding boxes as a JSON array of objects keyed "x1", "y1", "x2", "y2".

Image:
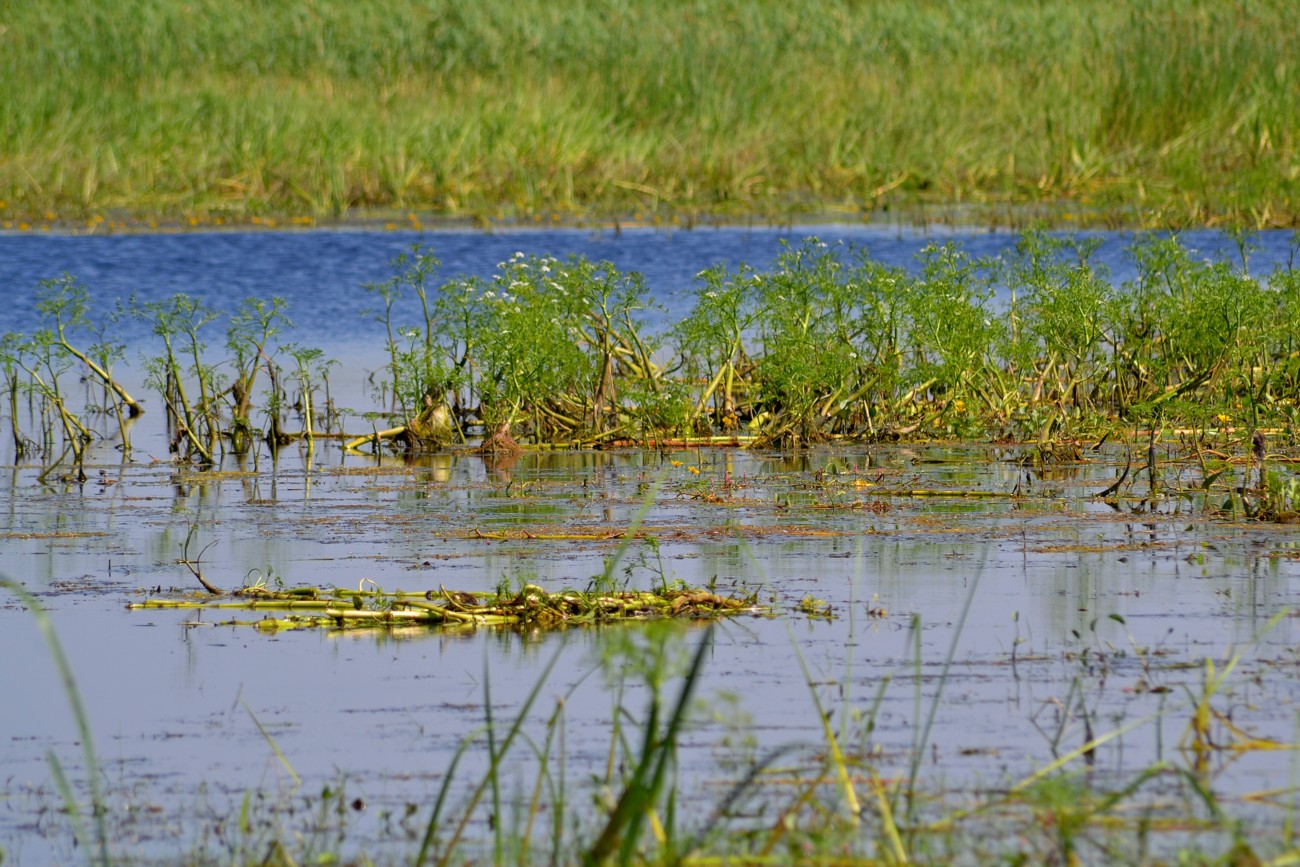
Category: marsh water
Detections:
[{"x1": 4, "y1": 224, "x2": 1300, "y2": 863}]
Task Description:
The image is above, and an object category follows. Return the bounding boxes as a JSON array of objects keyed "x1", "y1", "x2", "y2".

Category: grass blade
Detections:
[
  {"x1": 242, "y1": 698, "x2": 300, "y2": 789},
  {"x1": 1, "y1": 576, "x2": 110, "y2": 867},
  {"x1": 584, "y1": 624, "x2": 714, "y2": 866}
]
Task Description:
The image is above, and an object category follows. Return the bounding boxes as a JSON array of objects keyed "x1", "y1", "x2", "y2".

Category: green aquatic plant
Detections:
[
  {"x1": 283, "y1": 343, "x2": 331, "y2": 443},
  {"x1": 0, "y1": 277, "x2": 142, "y2": 473},
  {"x1": 751, "y1": 239, "x2": 863, "y2": 445},
  {"x1": 472, "y1": 255, "x2": 591, "y2": 438},
  {"x1": 559, "y1": 256, "x2": 660, "y2": 436},
  {"x1": 365, "y1": 245, "x2": 454, "y2": 421},
  {"x1": 0, "y1": 332, "x2": 28, "y2": 457},
  {"x1": 133, "y1": 292, "x2": 223, "y2": 463},
  {"x1": 903, "y1": 243, "x2": 1003, "y2": 422},
  {"x1": 14, "y1": 327, "x2": 99, "y2": 480},
  {"x1": 674, "y1": 261, "x2": 763, "y2": 428},
  {"x1": 225, "y1": 295, "x2": 290, "y2": 452},
  {"x1": 35, "y1": 274, "x2": 143, "y2": 419},
  {"x1": 10, "y1": 233, "x2": 1300, "y2": 465},
  {"x1": 1003, "y1": 230, "x2": 1114, "y2": 429}
]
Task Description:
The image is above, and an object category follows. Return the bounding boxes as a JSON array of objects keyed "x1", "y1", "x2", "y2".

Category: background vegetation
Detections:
[{"x1": 1, "y1": 0, "x2": 1298, "y2": 227}]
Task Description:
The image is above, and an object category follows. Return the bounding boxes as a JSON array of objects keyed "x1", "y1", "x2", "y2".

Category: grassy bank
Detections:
[{"x1": 1, "y1": 0, "x2": 1298, "y2": 228}]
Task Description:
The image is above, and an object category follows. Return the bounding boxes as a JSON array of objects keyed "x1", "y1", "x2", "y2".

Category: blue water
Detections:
[{"x1": 2, "y1": 224, "x2": 1295, "y2": 353}]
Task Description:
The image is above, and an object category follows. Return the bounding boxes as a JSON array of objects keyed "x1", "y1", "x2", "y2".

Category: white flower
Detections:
[{"x1": 485, "y1": 290, "x2": 496, "y2": 299}]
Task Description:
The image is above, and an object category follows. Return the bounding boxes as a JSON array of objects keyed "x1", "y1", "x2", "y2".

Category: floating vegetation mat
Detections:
[{"x1": 126, "y1": 582, "x2": 767, "y2": 632}]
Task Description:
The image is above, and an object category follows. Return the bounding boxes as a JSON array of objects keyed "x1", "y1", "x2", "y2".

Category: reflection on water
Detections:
[{"x1": 5, "y1": 436, "x2": 1300, "y2": 859}]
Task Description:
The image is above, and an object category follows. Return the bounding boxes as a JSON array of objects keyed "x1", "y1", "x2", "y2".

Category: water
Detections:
[
  {"x1": 3, "y1": 224, "x2": 1300, "y2": 863},
  {"x1": 2, "y1": 224, "x2": 1295, "y2": 347}
]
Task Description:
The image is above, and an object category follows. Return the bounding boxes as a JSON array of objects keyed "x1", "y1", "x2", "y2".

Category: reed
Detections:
[{"x1": 2, "y1": 1, "x2": 1298, "y2": 226}]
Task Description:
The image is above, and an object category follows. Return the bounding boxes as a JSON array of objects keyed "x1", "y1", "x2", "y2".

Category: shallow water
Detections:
[
  {"x1": 7, "y1": 438, "x2": 1300, "y2": 862},
  {"x1": 3, "y1": 225, "x2": 1300, "y2": 863}
]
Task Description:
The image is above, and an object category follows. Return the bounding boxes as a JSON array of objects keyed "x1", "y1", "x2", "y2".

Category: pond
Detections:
[{"x1": 3, "y1": 224, "x2": 1300, "y2": 864}]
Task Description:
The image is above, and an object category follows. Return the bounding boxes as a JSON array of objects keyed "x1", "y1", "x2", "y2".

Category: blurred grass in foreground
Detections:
[{"x1": 1, "y1": 0, "x2": 1297, "y2": 227}]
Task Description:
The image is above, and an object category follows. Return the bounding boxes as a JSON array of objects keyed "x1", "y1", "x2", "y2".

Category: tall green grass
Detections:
[{"x1": 1, "y1": 0, "x2": 1297, "y2": 225}]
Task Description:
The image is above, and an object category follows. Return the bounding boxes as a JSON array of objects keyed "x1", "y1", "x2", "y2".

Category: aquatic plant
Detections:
[
  {"x1": 225, "y1": 295, "x2": 290, "y2": 452},
  {"x1": 127, "y1": 581, "x2": 764, "y2": 631},
  {"x1": 0, "y1": 332, "x2": 27, "y2": 456},
  {"x1": 133, "y1": 293, "x2": 223, "y2": 462},
  {"x1": 35, "y1": 275, "x2": 143, "y2": 419},
  {"x1": 9, "y1": 232, "x2": 1300, "y2": 518}
]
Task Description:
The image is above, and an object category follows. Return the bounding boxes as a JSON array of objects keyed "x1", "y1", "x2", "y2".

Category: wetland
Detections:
[{"x1": 4, "y1": 224, "x2": 1300, "y2": 865}]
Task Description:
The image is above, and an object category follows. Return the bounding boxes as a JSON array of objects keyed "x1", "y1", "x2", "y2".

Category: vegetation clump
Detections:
[
  {"x1": 127, "y1": 581, "x2": 766, "y2": 632},
  {"x1": 6, "y1": 232, "x2": 1300, "y2": 513}
]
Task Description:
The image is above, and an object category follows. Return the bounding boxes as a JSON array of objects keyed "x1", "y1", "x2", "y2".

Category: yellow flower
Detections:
[
  {"x1": 670, "y1": 460, "x2": 683, "y2": 468},
  {"x1": 688, "y1": 466, "x2": 700, "y2": 475},
  {"x1": 1216, "y1": 413, "x2": 1232, "y2": 424}
]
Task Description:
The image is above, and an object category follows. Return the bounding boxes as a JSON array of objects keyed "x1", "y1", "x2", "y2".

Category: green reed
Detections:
[{"x1": 2, "y1": 1, "x2": 1299, "y2": 226}]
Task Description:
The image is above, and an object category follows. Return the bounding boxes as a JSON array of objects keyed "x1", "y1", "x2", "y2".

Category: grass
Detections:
[{"x1": 1, "y1": 0, "x2": 1299, "y2": 228}]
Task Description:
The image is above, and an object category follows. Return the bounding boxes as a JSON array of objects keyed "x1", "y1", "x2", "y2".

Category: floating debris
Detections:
[{"x1": 127, "y1": 582, "x2": 768, "y2": 632}]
